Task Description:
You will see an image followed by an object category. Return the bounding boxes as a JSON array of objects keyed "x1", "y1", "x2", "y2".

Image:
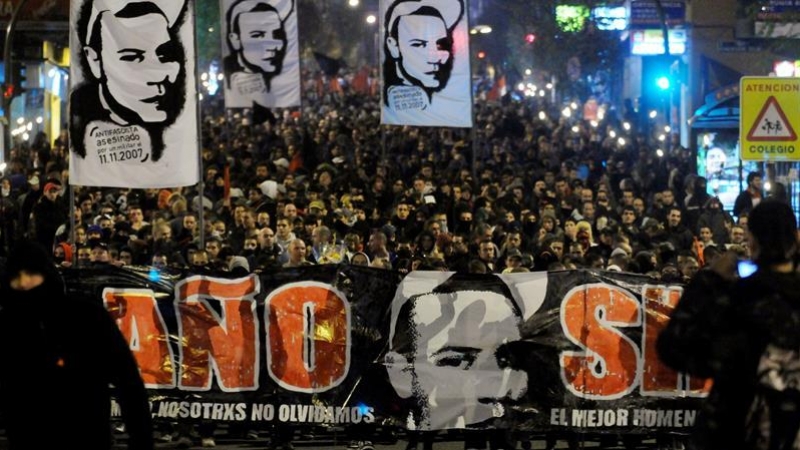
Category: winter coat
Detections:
[
  {"x1": 657, "y1": 268, "x2": 800, "y2": 450},
  {"x1": 0, "y1": 241, "x2": 153, "y2": 450}
]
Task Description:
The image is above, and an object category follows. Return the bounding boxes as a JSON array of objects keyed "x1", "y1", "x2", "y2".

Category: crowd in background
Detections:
[{"x1": 0, "y1": 75, "x2": 775, "y2": 284}]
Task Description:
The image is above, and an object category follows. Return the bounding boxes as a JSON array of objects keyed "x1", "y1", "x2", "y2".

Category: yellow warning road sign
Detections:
[{"x1": 740, "y1": 77, "x2": 800, "y2": 161}]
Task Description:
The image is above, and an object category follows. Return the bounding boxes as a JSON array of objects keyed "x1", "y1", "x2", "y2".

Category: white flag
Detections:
[
  {"x1": 69, "y1": 0, "x2": 199, "y2": 188},
  {"x1": 380, "y1": 0, "x2": 473, "y2": 128},
  {"x1": 220, "y1": 0, "x2": 301, "y2": 109}
]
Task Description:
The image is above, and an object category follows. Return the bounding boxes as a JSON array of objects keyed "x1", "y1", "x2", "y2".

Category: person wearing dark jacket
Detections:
[
  {"x1": 31, "y1": 182, "x2": 68, "y2": 251},
  {"x1": 657, "y1": 200, "x2": 800, "y2": 450},
  {"x1": 733, "y1": 171, "x2": 763, "y2": 219},
  {"x1": 696, "y1": 196, "x2": 732, "y2": 247},
  {"x1": 0, "y1": 240, "x2": 154, "y2": 450}
]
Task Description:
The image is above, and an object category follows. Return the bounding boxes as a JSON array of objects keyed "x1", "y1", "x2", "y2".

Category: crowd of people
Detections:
[
  {"x1": 0, "y1": 83, "x2": 770, "y2": 284},
  {"x1": 0, "y1": 70, "x2": 789, "y2": 450}
]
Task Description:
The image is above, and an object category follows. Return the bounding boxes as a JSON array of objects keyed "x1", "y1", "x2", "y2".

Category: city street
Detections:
[{"x1": 0, "y1": 427, "x2": 680, "y2": 449}]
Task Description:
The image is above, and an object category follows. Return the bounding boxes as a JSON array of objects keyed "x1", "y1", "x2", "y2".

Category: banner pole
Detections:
[
  {"x1": 69, "y1": 184, "x2": 76, "y2": 265},
  {"x1": 192, "y1": 0, "x2": 206, "y2": 250},
  {"x1": 466, "y1": 0, "x2": 477, "y2": 189}
]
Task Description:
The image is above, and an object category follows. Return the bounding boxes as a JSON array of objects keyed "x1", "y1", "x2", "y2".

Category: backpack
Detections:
[{"x1": 745, "y1": 337, "x2": 800, "y2": 449}]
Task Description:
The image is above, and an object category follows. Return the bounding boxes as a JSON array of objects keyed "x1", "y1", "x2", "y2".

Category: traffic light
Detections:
[
  {"x1": 524, "y1": 33, "x2": 536, "y2": 44},
  {"x1": 656, "y1": 76, "x2": 671, "y2": 91},
  {"x1": 4, "y1": 62, "x2": 27, "y2": 100}
]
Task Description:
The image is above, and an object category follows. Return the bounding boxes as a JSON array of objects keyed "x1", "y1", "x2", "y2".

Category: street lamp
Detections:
[
  {"x1": 470, "y1": 25, "x2": 492, "y2": 35},
  {"x1": 348, "y1": 0, "x2": 359, "y2": 7},
  {"x1": 366, "y1": 14, "x2": 376, "y2": 24}
]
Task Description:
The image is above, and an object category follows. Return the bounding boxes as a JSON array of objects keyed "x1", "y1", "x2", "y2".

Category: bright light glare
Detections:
[
  {"x1": 658, "y1": 134, "x2": 666, "y2": 141},
  {"x1": 617, "y1": 137, "x2": 626, "y2": 146},
  {"x1": 623, "y1": 122, "x2": 631, "y2": 131},
  {"x1": 570, "y1": 102, "x2": 578, "y2": 110},
  {"x1": 546, "y1": 83, "x2": 553, "y2": 89},
  {"x1": 22, "y1": 132, "x2": 29, "y2": 141},
  {"x1": 765, "y1": 181, "x2": 772, "y2": 192},
  {"x1": 609, "y1": 130, "x2": 617, "y2": 138},
  {"x1": 348, "y1": 0, "x2": 359, "y2": 7},
  {"x1": 366, "y1": 14, "x2": 377, "y2": 24},
  {"x1": 539, "y1": 111, "x2": 547, "y2": 120},
  {"x1": 656, "y1": 149, "x2": 664, "y2": 157},
  {"x1": 36, "y1": 116, "x2": 43, "y2": 124},
  {"x1": 649, "y1": 110, "x2": 658, "y2": 119},
  {"x1": 525, "y1": 69, "x2": 532, "y2": 75},
  {"x1": 664, "y1": 125, "x2": 671, "y2": 133},
  {"x1": 562, "y1": 107, "x2": 572, "y2": 118},
  {"x1": 775, "y1": 61, "x2": 795, "y2": 78},
  {"x1": 571, "y1": 126, "x2": 580, "y2": 133},
  {"x1": 590, "y1": 120, "x2": 598, "y2": 128},
  {"x1": 16, "y1": 118, "x2": 23, "y2": 125},
  {"x1": 517, "y1": 83, "x2": 526, "y2": 91}
]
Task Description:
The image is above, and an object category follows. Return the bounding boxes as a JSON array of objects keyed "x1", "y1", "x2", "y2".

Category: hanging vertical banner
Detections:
[
  {"x1": 220, "y1": 0, "x2": 301, "y2": 110},
  {"x1": 380, "y1": 0, "x2": 473, "y2": 128},
  {"x1": 68, "y1": 0, "x2": 199, "y2": 188}
]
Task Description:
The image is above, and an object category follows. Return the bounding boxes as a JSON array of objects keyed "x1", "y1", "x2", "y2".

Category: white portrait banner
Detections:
[
  {"x1": 69, "y1": 0, "x2": 199, "y2": 188},
  {"x1": 380, "y1": 0, "x2": 473, "y2": 128},
  {"x1": 220, "y1": 0, "x2": 301, "y2": 109}
]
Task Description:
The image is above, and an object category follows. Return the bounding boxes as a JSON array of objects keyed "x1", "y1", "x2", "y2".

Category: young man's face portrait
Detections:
[
  {"x1": 231, "y1": 10, "x2": 286, "y2": 74},
  {"x1": 91, "y1": 9, "x2": 181, "y2": 124},
  {"x1": 388, "y1": 13, "x2": 453, "y2": 90},
  {"x1": 387, "y1": 290, "x2": 527, "y2": 430}
]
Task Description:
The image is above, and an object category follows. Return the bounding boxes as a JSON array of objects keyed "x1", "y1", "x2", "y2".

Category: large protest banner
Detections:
[
  {"x1": 219, "y1": 0, "x2": 301, "y2": 109},
  {"x1": 68, "y1": 0, "x2": 199, "y2": 188},
  {"x1": 60, "y1": 266, "x2": 707, "y2": 435},
  {"x1": 380, "y1": 0, "x2": 473, "y2": 128}
]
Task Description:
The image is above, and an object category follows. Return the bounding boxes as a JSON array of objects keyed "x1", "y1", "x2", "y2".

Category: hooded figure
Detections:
[
  {"x1": 0, "y1": 240, "x2": 154, "y2": 450},
  {"x1": 658, "y1": 201, "x2": 800, "y2": 450}
]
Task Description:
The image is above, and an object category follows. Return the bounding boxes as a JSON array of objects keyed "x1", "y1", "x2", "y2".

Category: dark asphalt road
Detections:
[{"x1": 1, "y1": 426, "x2": 684, "y2": 449}]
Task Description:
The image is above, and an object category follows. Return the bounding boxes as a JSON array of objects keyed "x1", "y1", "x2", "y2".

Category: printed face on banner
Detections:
[
  {"x1": 69, "y1": 0, "x2": 198, "y2": 188},
  {"x1": 231, "y1": 10, "x2": 286, "y2": 75},
  {"x1": 387, "y1": 13, "x2": 453, "y2": 90},
  {"x1": 386, "y1": 289, "x2": 527, "y2": 430},
  {"x1": 222, "y1": 0, "x2": 300, "y2": 109},
  {"x1": 95, "y1": 11, "x2": 182, "y2": 124},
  {"x1": 381, "y1": 0, "x2": 471, "y2": 127}
]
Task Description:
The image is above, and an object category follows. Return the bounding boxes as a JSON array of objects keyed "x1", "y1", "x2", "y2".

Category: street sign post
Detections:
[{"x1": 740, "y1": 77, "x2": 800, "y2": 161}]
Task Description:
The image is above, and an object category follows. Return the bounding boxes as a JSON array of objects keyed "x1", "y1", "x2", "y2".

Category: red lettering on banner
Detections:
[
  {"x1": 641, "y1": 286, "x2": 711, "y2": 396},
  {"x1": 560, "y1": 284, "x2": 641, "y2": 400},
  {"x1": 266, "y1": 282, "x2": 350, "y2": 393},
  {"x1": 104, "y1": 288, "x2": 175, "y2": 388},
  {"x1": 641, "y1": 286, "x2": 682, "y2": 395},
  {"x1": 176, "y1": 276, "x2": 260, "y2": 391}
]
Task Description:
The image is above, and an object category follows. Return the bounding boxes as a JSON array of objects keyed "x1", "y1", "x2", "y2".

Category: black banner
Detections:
[{"x1": 60, "y1": 266, "x2": 706, "y2": 434}]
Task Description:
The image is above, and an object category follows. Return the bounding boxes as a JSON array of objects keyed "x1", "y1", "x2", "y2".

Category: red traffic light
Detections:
[
  {"x1": 3, "y1": 84, "x2": 14, "y2": 99},
  {"x1": 525, "y1": 33, "x2": 536, "y2": 44},
  {"x1": 477, "y1": 51, "x2": 486, "y2": 59}
]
